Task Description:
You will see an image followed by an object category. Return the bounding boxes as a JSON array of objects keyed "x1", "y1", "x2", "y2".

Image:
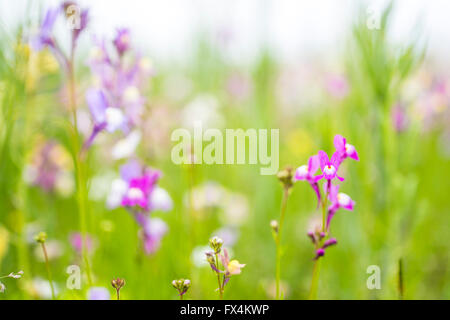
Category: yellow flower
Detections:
[{"x1": 227, "y1": 260, "x2": 246, "y2": 275}]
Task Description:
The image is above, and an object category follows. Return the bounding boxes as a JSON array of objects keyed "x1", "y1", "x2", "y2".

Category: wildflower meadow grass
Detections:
[{"x1": 0, "y1": 1, "x2": 449, "y2": 301}]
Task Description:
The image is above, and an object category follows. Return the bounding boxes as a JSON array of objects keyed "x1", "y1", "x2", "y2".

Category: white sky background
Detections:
[{"x1": 1, "y1": 0, "x2": 450, "y2": 64}]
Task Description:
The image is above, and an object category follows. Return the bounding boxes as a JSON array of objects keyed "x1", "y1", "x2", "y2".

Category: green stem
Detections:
[
  {"x1": 68, "y1": 55, "x2": 93, "y2": 287},
  {"x1": 308, "y1": 258, "x2": 321, "y2": 300},
  {"x1": 275, "y1": 186, "x2": 289, "y2": 300},
  {"x1": 41, "y1": 243, "x2": 56, "y2": 300},
  {"x1": 398, "y1": 258, "x2": 404, "y2": 300},
  {"x1": 215, "y1": 253, "x2": 223, "y2": 299}
]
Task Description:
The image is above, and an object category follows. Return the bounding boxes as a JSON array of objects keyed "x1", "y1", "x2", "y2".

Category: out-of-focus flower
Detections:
[
  {"x1": 325, "y1": 74, "x2": 349, "y2": 99},
  {"x1": 113, "y1": 28, "x2": 131, "y2": 56},
  {"x1": 111, "y1": 130, "x2": 141, "y2": 160},
  {"x1": 226, "y1": 72, "x2": 252, "y2": 101},
  {"x1": 212, "y1": 227, "x2": 239, "y2": 247},
  {"x1": 30, "y1": 7, "x2": 61, "y2": 51},
  {"x1": 69, "y1": 232, "x2": 94, "y2": 255},
  {"x1": 28, "y1": 277, "x2": 59, "y2": 299},
  {"x1": 191, "y1": 245, "x2": 211, "y2": 268},
  {"x1": 391, "y1": 104, "x2": 409, "y2": 133},
  {"x1": 85, "y1": 28, "x2": 153, "y2": 148},
  {"x1": 87, "y1": 287, "x2": 110, "y2": 300},
  {"x1": 23, "y1": 141, "x2": 74, "y2": 196},
  {"x1": 140, "y1": 217, "x2": 168, "y2": 255}
]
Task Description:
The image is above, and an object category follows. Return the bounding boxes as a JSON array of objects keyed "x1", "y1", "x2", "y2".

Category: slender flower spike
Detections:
[
  {"x1": 333, "y1": 134, "x2": 359, "y2": 162},
  {"x1": 318, "y1": 150, "x2": 344, "y2": 182},
  {"x1": 326, "y1": 185, "x2": 355, "y2": 230}
]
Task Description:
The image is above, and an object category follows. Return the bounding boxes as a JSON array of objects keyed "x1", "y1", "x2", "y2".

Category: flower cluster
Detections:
[
  {"x1": 172, "y1": 279, "x2": 191, "y2": 299},
  {"x1": 205, "y1": 236, "x2": 245, "y2": 298},
  {"x1": 83, "y1": 27, "x2": 154, "y2": 150},
  {"x1": 107, "y1": 159, "x2": 172, "y2": 254},
  {"x1": 295, "y1": 134, "x2": 358, "y2": 259},
  {"x1": 30, "y1": 1, "x2": 89, "y2": 70}
]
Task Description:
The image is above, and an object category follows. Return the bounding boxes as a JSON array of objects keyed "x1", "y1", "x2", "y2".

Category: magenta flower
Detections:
[
  {"x1": 121, "y1": 170, "x2": 161, "y2": 211},
  {"x1": 333, "y1": 134, "x2": 359, "y2": 162},
  {"x1": 318, "y1": 150, "x2": 344, "y2": 181},
  {"x1": 326, "y1": 184, "x2": 355, "y2": 229},
  {"x1": 295, "y1": 155, "x2": 323, "y2": 204}
]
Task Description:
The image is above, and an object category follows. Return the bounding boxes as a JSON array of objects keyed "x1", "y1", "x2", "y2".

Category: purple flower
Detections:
[
  {"x1": 333, "y1": 134, "x2": 359, "y2": 162},
  {"x1": 113, "y1": 28, "x2": 131, "y2": 56},
  {"x1": 318, "y1": 150, "x2": 344, "y2": 181},
  {"x1": 83, "y1": 88, "x2": 127, "y2": 149},
  {"x1": 326, "y1": 184, "x2": 355, "y2": 230},
  {"x1": 30, "y1": 7, "x2": 60, "y2": 51},
  {"x1": 391, "y1": 104, "x2": 409, "y2": 133},
  {"x1": 87, "y1": 287, "x2": 110, "y2": 300},
  {"x1": 141, "y1": 217, "x2": 168, "y2": 254},
  {"x1": 295, "y1": 155, "x2": 323, "y2": 205}
]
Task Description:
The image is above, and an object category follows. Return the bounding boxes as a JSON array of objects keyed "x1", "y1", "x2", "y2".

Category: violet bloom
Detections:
[
  {"x1": 295, "y1": 155, "x2": 323, "y2": 205},
  {"x1": 30, "y1": 7, "x2": 60, "y2": 51},
  {"x1": 326, "y1": 184, "x2": 355, "y2": 230},
  {"x1": 87, "y1": 287, "x2": 110, "y2": 300},
  {"x1": 113, "y1": 28, "x2": 131, "y2": 56},
  {"x1": 333, "y1": 134, "x2": 359, "y2": 162},
  {"x1": 318, "y1": 150, "x2": 344, "y2": 182},
  {"x1": 141, "y1": 217, "x2": 168, "y2": 254},
  {"x1": 391, "y1": 105, "x2": 409, "y2": 133},
  {"x1": 83, "y1": 88, "x2": 126, "y2": 149}
]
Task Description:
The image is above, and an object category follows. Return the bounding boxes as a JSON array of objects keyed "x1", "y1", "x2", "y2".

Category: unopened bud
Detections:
[
  {"x1": 270, "y1": 220, "x2": 279, "y2": 233},
  {"x1": 277, "y1": 167, "x2": 294, "y2": 189},
  {"x1": 34, "y1": 232, "x2": 47, "y2": 244},
  {"x1": 209, "y1": 236, "x2": 224, "y2": 254}
]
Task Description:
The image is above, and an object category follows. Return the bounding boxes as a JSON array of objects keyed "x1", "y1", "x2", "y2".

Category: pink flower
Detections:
[
  {"x1": 318, "y1": 150, "x2": 344, "y2": 181},
  {"x1": 295, "y1": 155, "x2": 323, "y2": 205},
  {"x1": 326, "y1": 184, "x2": 355, "y2": 229},
  {"x1": 121, "y1": 170, "x2": 161, "y2": 211},
  {"x1": 333, "y1": 134, "x2": 359, "y2": 162}
]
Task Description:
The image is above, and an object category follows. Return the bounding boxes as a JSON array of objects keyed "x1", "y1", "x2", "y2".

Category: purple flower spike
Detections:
[
  {"x1": 318, "y1": 150, "x2": 344, "y2": 182},
  {"x1": 141, "y1": 217, "x2": 168, "y2": 255},
  {"x1": 334, "y1": 134, "x2": 359, "y2": 162},
  {"x1": 121, "y1": 169, "x2": 161, "y2": 210}
]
